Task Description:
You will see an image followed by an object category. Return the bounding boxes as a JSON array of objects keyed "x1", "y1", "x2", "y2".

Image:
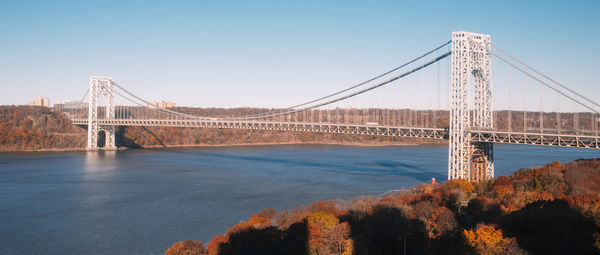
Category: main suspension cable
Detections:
[
  {"x1": 492, "y1": 52, "x2": 599, "y2": 114},
  {"x1": 111, "y1": 41, "x2": 453, "y2": 122},
  {"x1": 241, "y1": 40, "x2": 452, "y2": 119},
  {"x1": 80, "y1": 88, "x2": 89, "y2": 102},
  {"x1": 114, "y1": 90, "x2": 185, "y2": 118},
  {"x1": 114, "y1": 82, "x2": 206, "y2": 119},
  {"x1": 231, "y1": 51, "x2": 452, "y2": 120},
  {"x1": 491, "y1": 43, "x2": 600, "y2": 109},
  {"x1": 285, "y1": 40, "x2": 452, "y2": 110}
]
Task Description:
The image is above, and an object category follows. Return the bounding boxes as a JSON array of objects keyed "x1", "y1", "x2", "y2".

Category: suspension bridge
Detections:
[{"x1": 61, "y1": 31, "x2": 600, "y2": 182}]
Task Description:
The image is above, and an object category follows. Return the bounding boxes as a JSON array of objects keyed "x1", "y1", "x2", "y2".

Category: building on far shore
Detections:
[
  {"x1": 148, "y1": 101, "x2": 176, "y2": 109},
  {"x1": 29, "y1": 96, "x2": 50, "y2": 107},
  {"x1": 53, "y1": 101, "x2": 87, "y2": 112}
]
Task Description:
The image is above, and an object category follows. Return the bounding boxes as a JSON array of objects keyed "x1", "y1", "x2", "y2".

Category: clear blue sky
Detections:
[{"x1": 1, "y1": 0, "x2": 599, "y2": 110}]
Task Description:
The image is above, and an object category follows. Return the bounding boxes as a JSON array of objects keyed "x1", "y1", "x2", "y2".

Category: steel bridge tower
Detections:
[
  {"x1": 86, "y1": 77, "x2": 116, "y2": 150},
  {"x1": 448, "y1": 31, "x2": 494, "y2": 182}
]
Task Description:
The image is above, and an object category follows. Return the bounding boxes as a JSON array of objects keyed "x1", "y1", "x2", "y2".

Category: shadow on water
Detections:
[
  {"x1": 155, "y1": 148, "x2": 444, "y2": 182},
  {"x1": 374, "y1": 160, "x2": 427, "y2": 172}
]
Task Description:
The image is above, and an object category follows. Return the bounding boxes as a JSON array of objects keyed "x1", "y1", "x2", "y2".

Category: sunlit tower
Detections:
[
  {"x1": 448, "y1": 31, "x2": 494, "y2": 182},
  {"x1": 86, "y1": 77, "x2": 116, "y2": 150}
]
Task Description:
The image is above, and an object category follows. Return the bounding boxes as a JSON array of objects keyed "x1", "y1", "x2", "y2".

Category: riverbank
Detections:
[
  {"x1": 0, "y1": 147, "x2": 87, "y2": 152},
  {"x1": 0, "y1": 140, "x2": 440, "y2": 152},
  {"x1": 1, "y1": 105, "x2": 444, "y2": 152},
  {"x1": 133, "y1": 140, "x2": 430, "y2": 149}
]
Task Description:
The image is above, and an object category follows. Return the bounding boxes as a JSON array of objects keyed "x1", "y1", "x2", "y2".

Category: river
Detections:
[{"x1": 0, "y1": 144, "x2": 598, "y2": 254}]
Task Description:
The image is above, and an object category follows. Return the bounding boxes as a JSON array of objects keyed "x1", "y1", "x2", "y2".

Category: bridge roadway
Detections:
[{"x1": 71, "y1": 118, "x2": 600, "y2": 149}]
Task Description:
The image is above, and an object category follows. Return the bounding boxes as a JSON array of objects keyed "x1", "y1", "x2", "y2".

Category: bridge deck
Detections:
[
  {"x1": 470, "y1": 130, "x2": 599, "y2": 149},
  {"x1": 71, "y1": 118, "x2": 447, "y2": 139},
  {"x1": 71, "y1": 119, "x2": 600, "y2": 149}
]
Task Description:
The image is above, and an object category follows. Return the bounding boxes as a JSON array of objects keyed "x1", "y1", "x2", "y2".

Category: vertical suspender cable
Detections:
[
  {"x1": 556, "y1": 93, "x2": 560, "y2": 133},
  {"x1": 492, "y1": 43, "x2": 600, "y2": 109},
  {"x1": 523, "y1": 79, "x2": 527, "y2": 132},
  {"x1": 435, "y1": 58, "x2": 440, "y2": 128},
  {"x1": 508, "y1": 66, "x2": 512, "y2": 132},
  {"x1": 594, "y1": 112, "x2": 597, "y2": 136},
  {"x1": 420, "y1": 57, "x2": 424, "y2": 128},
  {"x1": 540, "y1": 81, "x2": 543, "y2": 133},
  {"x1": 574, "y1": 107, "x2": 579, "y2": 134}
]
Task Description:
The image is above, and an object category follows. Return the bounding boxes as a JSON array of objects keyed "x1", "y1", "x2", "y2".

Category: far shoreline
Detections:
[{"x1": 0, "y1": 141, "x2": 447, "y2": 153}]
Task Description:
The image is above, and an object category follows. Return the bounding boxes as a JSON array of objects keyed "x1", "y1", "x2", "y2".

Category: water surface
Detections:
[{"x1": 0, "y1": 144, "x2": 597, "y2": 254}]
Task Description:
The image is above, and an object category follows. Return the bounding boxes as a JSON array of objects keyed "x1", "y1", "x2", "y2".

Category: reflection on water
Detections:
[
  {"x1": 0, "y1": 144, "x2": 597, "y2": 255},
  {"x1": 84, "y1": 151, "x2": 117, "y2": 174}
]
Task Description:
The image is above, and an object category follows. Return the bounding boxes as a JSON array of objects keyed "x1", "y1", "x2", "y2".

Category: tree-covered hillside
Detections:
[{"x1": 0, "y1": 106, "x2": 86, "y2": 151}]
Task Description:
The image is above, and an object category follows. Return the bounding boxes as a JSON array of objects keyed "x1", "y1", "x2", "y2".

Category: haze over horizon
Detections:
[{"x1": 1, "y1": 0, "x2": 599, "y2": 111}]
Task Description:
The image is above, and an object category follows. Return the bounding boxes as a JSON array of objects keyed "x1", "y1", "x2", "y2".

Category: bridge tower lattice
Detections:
[
  {"x1": 86, "y1": 77, "x2": 116, "y2": 150},
  {"x1": 449, "y1": 31, "x2": 494, "y2": 181}
]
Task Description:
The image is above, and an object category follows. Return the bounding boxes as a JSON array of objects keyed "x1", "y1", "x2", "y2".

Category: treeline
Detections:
[
  {"x1": 120, "y1": 107, "x2": 600, "y2": 148},
  {"x1": 167, "y1": 159, "x2": 600, "y2": 255},
  {"x1": 494, "y1": 110, "x2": 597, "y2": 134},
  {"x1": 118, "y1": 126, "x2": 432, "y2": 148},
  {"x1": 1, "y1": 106, "x2": 596, "y2": 151},
  {"x1": 115, "y1": 107, "x2": 600, "y2": 148},
  {"x1": 0, "y1": 106, "x2": 86, "y2": 151},
  {"x1": 113, "y1": 107, "x2": 599, "y2": 148},
  {"x1": 170, "y1": 107, "x2": 597, "y2": 134},
  {"x1": 107, "y1": 107, "x2": 452, "y2": 148},
  {"x1": 0, "y1": 106, "x2": 436, "y2": 151}
]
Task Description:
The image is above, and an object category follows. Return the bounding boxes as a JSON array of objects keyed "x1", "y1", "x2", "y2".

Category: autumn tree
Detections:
[
  {"x1": 428, "y1": 207, "x2": 458, "y2": 239},
  {"x1": 307, "y1": 211, "x2": 339, "y2": 255},
  {"x1": 323, "y1": 222, "x2": 353, "y2": 255},
  {"x1": 205, "y1": 234, "x2": 227, "y2": 255},
  {"x1": 445, "y1": 179, "x2": 475, "y2": 197},
  {"x1": 247, "y1": 208, "x2": 277, "y2": 229},
  {"x1": 463, "y1": 224, "x2": 523, "y2": 255},
  {"x1": 165, "y1": 240, "x2": 205, "y2": 255}
]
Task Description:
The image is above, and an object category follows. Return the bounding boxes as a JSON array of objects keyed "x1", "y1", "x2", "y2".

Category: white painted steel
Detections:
[
  {"x1": 449, "y1": 31, "x2": 494, "y2": 181},
  {"x1": 87, "y1": 77, "x2": 116, "y2": 150}
]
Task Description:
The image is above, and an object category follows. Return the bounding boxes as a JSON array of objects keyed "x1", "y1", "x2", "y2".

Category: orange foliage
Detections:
[
  {"x1": 463, "y1": 224, "x2": 511, "y2": 255},
  {"x1": 206, "y1": 234, "x2": 227, "y2": 255},
  {"x1": 165, "y1": 240, "x2": 205, "y2": 255},
  {"x1": 308, "y1": 200, "x2": 338, "y2": 215},
  {"x1": 308, "y1": 222, "x2": 324, "y2": 254},
  {"x1": 225, "y1": 222, "x2": 249, "y2": 237},
  {"x1": 256, "y1": 208, "x2": 276, "y2": 218},
  {"x1": 563, "y1": 193, "x2": 600, "y2": 209},
  {"x1": 247, "y1": 216, "x2": 269, "y2": 228},
  {"x1": 429, "y1": 206, "x2": 457, "y2": 238},
  {"x1": 307, "y1": 211, "x2": 339, "y2": 255},
  {"x1": 505, "y1": 191, "x2": 554, "y2": 212},
  {"x1": 445, "y1": 179, "x2": 475, "y2": 197},
  {"x1": 307, "y1": 211, "x2": 339, "y2": 230},
  {"x1": 492, "y1": 179, "x2": 515, "y2": 198},
  {"x1": 247, "y1": 208, "x2": 276, "y2": 228}
]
